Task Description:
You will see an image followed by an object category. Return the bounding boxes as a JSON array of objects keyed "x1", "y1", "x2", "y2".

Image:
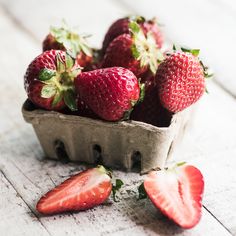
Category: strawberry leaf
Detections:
[
  {"x1": 38, "y1": 68, "x2": 56, "y2": 81},
  {"x1": 56, "y1": 53, "x2": 66, "y2": 73},
  {"x1": 79, "y1": 38, "x2": 92, "y2": 57},
  {"x1": 176, "y1": 162, "x2": 187, "y2": 167},
  {"x1": 138, "y1": 182, "x2": 147, "y2": 200},
  {"x1": 181, "y1": 47, "x2": 200, "y2": 57},
  {"x1": 173, "y1": 44, "x2": 200, "y2": 57},
  {"x1": 129, "y1": 21, "x2": 141, "y2": 34},
  {"x1": 64, "y1": 90, "x2": 77, "y2": 111},
  {"x1": 52, "y1": 90, "x2": 63, "y2": 107},
  {"x1": 122, "y1": 108, "x2": 134, "y2": 121},
  {"x1": 131, "y1": 44, "x2": 140, "y2": 59},
  {"x1": 112, "y1": 179, "x2": 124, "y2": 202},
  {"x1": 50, "y1": 22, "x2": 92, "y2": 58},
  {"x1": 65, "y1": 53, "x2": 74, "y2": 69},
  {"x1": 138, "y1": 82, "x2": 145, "y2": 104},
  {"x1": 130, "y1": 24, "x2": 162, "y2": 75},
  {"x1": 41, "y1": 84, "x2": 57, "y2": 98},
  {"x1": 129, "y1": 15, "x2": 145, "y2": 24}
]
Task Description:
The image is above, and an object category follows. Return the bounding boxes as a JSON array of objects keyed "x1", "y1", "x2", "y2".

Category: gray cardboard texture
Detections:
[{"x1": 22, "y1": 100, "x2": 192, "y2": 174}]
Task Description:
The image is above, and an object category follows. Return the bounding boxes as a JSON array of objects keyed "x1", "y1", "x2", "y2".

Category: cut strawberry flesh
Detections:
[
  {"x1": 144, "y1": 165, "x2": 204, "y2": 229},
  {"x1": 37, "y1": 167, "x2": 112, "y2": 215}
]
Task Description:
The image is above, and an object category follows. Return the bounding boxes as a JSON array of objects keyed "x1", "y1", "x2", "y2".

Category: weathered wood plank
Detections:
[
  {"x1": 0, "y1": 132, "x2": 232, "y2": 236},
  {"x1": 0, "y1": 171, "x2": 50, "y2": 236}
]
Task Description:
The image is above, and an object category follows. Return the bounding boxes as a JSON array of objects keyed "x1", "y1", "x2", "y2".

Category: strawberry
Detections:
[
  {"x1": 24, "y1": 50, "x2": 80, "y2": 111},
  {"x1": 131, "y1": 72, "x2": 172, "y2": 127},
  {"x1": 75, "y1": 67, "x2": 140, "y2": 121},
  {"x1": 143, "y1": 163, "x2": 204, "y2": 229},
  {"x1": 102, "y1": 21, "x2": 164, "y2": 76},
  {"x1": 156, "y1": 48, "x2": 210, "y2": 113},
  {"x1": 43, "y1": 22, "x2": 92, "y2": 67},
  {"x1": 102, "y1": 16, "x2": 163, "y2": 53},
  {"x1": 37, "y1": 166, "x2": 112, "y2": 215}
]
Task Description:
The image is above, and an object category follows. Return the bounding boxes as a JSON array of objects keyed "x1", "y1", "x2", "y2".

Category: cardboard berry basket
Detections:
[{"x1": 22, "y1": 99, "x2": 192, "y2": 174}]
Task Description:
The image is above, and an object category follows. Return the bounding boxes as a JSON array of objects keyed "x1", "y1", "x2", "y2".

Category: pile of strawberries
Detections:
[
  {"x1": 24, "y1": 16, "x2": 211, "y2": 126},
  {"x1": 24, "y1": 16, "x2": 209, "y2": 229}
]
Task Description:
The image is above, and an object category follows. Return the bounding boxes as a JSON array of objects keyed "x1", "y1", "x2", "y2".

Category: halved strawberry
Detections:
[
  {"x1": 36, "y1": 166, "x2": 112, "y2": 215},
  {"x1": 143, "y1": 164, "x2": 204, "y2": 229}
]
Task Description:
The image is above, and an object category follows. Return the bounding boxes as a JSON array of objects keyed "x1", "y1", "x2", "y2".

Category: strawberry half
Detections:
[
  {"x1": 156, "y1": 47, "x2": 212, "y2": 113},
  {"x1": 75, "y1": 67, "x2": 140, "y2": 121},
  {"x1": 36, "y1": 166, "x2": 112, "y2": 215},
  {"x1": 102, "y1": 21, "x2": 164, "y2": 76},
  {"x1": 24, "y1": 50, "x2": 80, "y2": 111},
  {"x1": 102, "y1": 16, "x2": 163, "y2": 54},
  {"x1": 43, "y1": 22, "x2": 92, "y2": 67},
  {"x1": 143, "y1": 164, "x2": 204, "y2": 229}
]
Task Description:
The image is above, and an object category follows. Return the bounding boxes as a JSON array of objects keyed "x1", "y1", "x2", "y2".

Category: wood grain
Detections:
[{"x1": 0, "y1": 171, "x2": 50, "y2": 236}]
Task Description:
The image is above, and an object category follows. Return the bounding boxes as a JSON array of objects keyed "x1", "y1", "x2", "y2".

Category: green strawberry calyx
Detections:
[
  {"x1": 172, "y1": 44, "x2": 214, "y2": 79},
  {"x1": 112, "y1": 179, "x2": 124, "y2": 202},
  {"x1": 129, "y1": 21, "x2": 164, "y2": 75},
  {"x1": 50, "y1": 21, "x2": 92, "y2": 59},
  {"x1": 39, "y1": 52, "x2": 82, "y2": 111}
]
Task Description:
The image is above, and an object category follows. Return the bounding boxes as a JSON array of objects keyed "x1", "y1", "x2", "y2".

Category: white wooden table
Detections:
[{"x1": 0, "y1": 0, "x2": 236, "y2": 235}]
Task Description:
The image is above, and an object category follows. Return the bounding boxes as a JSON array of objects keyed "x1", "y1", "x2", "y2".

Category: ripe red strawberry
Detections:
[
  {"x1": 24, "y1": 50, "x2": 80, "y2": 111},
  {"x1": 43, "y1": 23, "x2": 92, "y2": 67},
  {"x1": 131, "y1": 72, "x2": 172, "y2": 127},
  {"x1": 102, "y1": 16, "x2": 163, "y2": 53},
  {"x1": 75, "y1": 67, "x2": 140, "y2": 121},
  {"x1": 102, "y1": 21, "x2": 164, "y2": 76},
  {"x1": 36, "y1": 166, "x2": 112, "y2": 215},
  {"x1": 156, "y1": 49, "x2": 207, "y2": 113},
  {"x1": 143, "y1": 164, "x2": 204, "y2": 229}
]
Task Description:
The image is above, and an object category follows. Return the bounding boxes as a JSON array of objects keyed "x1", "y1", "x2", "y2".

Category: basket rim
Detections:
[{"x1": 22, "y1": 99, "x2": 181, "y2": 132}]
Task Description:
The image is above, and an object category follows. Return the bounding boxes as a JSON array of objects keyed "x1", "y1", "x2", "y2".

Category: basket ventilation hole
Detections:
[
  {"x1": 54, "y1": 140, "x2": 70, "y2": 164},
  {"x1": 131, "y1": 151, "x2": 141, "y2": 172},
  {"x1": 93, "y1": 144, "x2": 103, "y2": 164}
]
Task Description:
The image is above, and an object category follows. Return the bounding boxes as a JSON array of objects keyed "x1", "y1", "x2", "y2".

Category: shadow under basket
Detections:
[{"x1": 22, "y1": 100, "x2": 193, "y2": 174}]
